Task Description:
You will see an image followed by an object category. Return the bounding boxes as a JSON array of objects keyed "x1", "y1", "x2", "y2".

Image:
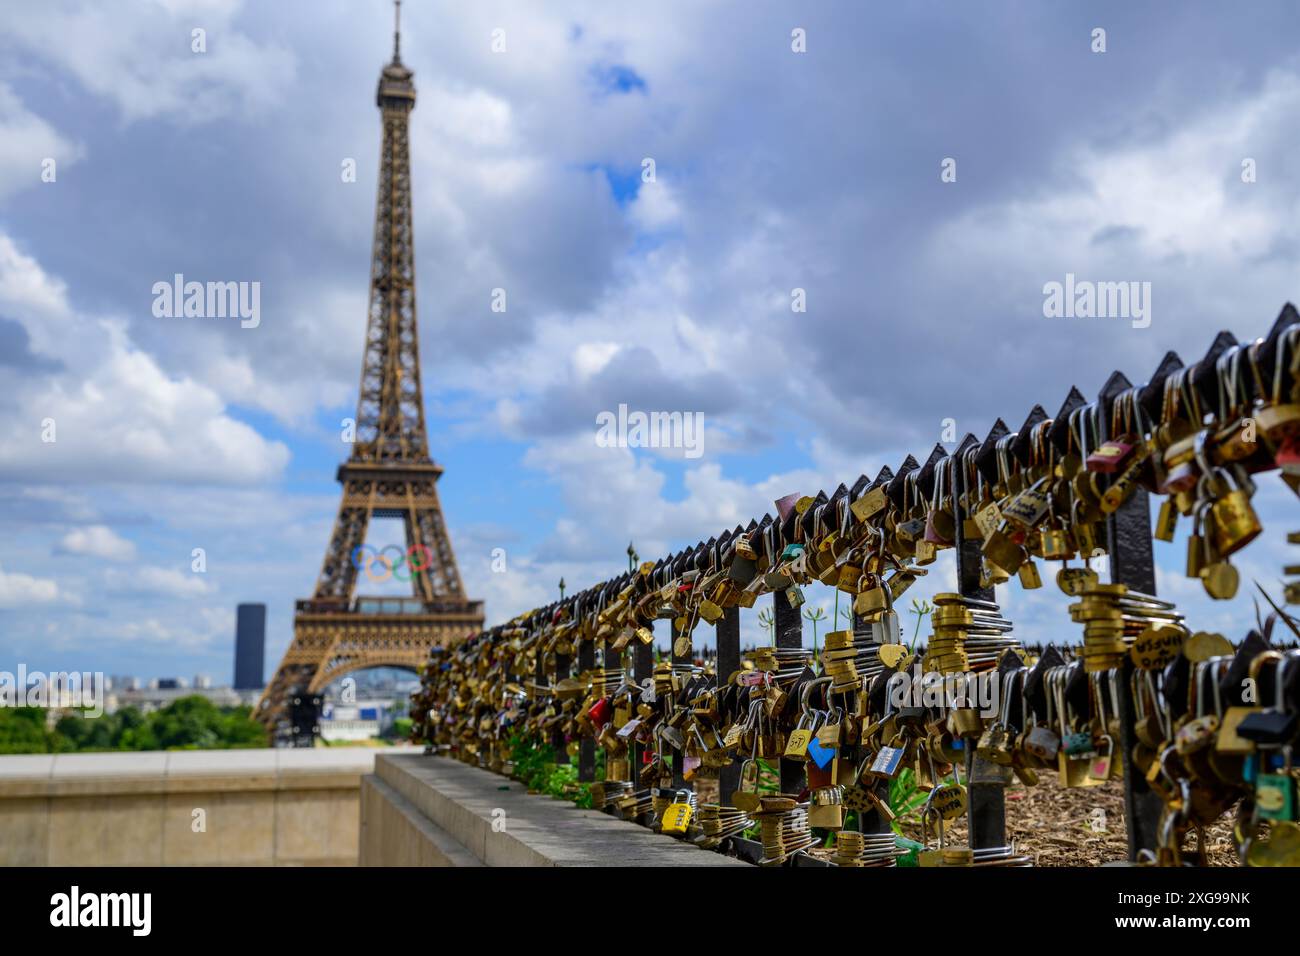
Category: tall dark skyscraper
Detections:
[{"x1": 234, "y1": 604, "x2": 266, "y2": 690}]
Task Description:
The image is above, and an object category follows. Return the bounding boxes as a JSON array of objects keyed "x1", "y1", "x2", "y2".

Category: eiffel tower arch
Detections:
[{"x1": 258, "y1": 6, "x2": 484, "y2": 742}]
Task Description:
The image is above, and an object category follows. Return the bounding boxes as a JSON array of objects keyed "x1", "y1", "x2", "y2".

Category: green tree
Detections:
[
  {"x1": 137, "y1": 696, "x2": 263, "y2": 750},
  {"x1": 0, "y1": 707, "x2": 52, "y2": 754},
  {"x1": 2, "y1": 697, "x2": 267, "y2": 753},
  {"x1": 53, "y1": 709, "x2": 122, "y2": 751}
]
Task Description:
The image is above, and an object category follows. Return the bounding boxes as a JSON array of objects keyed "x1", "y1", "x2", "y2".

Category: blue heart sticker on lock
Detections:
[{"x1": 806, "y1": 736, "x2": 835, "y2": 769}]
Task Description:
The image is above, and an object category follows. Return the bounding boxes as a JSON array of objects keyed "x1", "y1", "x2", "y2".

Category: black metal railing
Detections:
[{"x1": 412, "y1": 305, "x2": 1300, "y2": 867}]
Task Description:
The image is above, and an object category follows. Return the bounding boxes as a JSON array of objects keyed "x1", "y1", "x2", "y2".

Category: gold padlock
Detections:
[
  {"x1": 982, "y1": 528, "x2": 1024, "y2": 573},
  {"x1": 949, "y1": 707, "x2": 984, "y2": 738},
  {"x1": 1041, "y1": 528, "x2": 1072, "y2": 561},
  {"x1": 1186, "y1": 501, "x2": 1209, "y2": 578},
  {"x1": 808, "y1": 788, "x2": 844, "y2": 828},
  {"x1": 1256, "y1": 402, "x2": 1300, "y2": 452},
  {"x1": 854, "y1": 579, "x2": 887, "y2": 615},
  {"x1": 1154, "y1": 497, "x2": 1178, "y2": 542},
  {"x1": 1209, "y1": 474, "x2": 1261, "y2": 558}
]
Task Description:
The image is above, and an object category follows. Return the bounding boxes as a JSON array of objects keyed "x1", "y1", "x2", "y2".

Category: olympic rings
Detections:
[
  {"x1": 349, "y1": 544, "x2": 430, "y2": 582},
  {"x1": 407, "y1": 544, "x2": 432, "y2": 572}
]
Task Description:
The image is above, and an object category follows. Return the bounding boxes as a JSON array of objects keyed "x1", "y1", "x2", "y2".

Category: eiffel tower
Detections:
[{"x1": 258, "y1": 2, "x2": 484, "y2": 742}]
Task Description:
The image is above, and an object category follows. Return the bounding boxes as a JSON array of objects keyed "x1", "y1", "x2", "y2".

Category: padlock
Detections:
[
  {"x1": 1023, "y1": 724, "x2": 1061, "y2": 761},
  {"x1": 1257, "y1": 400, "x2": 1300, "y2": 445},
  {"x1": 697, "y1": 599, "x2": 723, "y2": 624},
  {"x1": 807, "y1": 787, "x2": 844, "y2": 829},
  {"x1": 586, "y1": 696, "x2": 612, "y2": 728},
  {"x1": 660, "y1": 790, "x2": 694, "y2": 834},
  {"x1": 976, "y1": 720, "x2": 1013, "y2": 765},
  {"x1": 1062, "y1": 729, "x2": 1095, "y2": 758},
  {"x1": 854, "y1": 575, "x2": 888, "y2": 615},
  {"x1": 1088, "y1": 734, "x2": 1116, "y2": 781},
  {"x1": 1160, "y1": 460, "x2": 1198, "y2": 496},
  {"x1": 731, "y1": 758, "x2": 761, "y2": 812},
  {"x1": 1017, "y1": 558, "x2": 1043, "y2": 590},
  {"x1": 1001, "y1": 484, "x2": 1051, "y2": 530},
  {"x1": 805, "y1": 744, "x2": 838, "y2": 788},
  {"x1": 1154, "y1": 497, "x2": 1178, "y2": 542},
  {"x1": 733, "y1": 534, "x2": 757, "y2": 561},
  {"x1": 1086, "y1": 437, "x2": 1135, "y2": 473},
  {"x1": 1208, "y1": 467, "x2": 1262, "y2": 558},
  {"x1": 1186, "y1": 498, "x2": 1211, "y2": 579},
  {"x1": 784, "y1": 712, "x2": 814, "y2": 761},
  {"x1": 1040, "y1": 523, "x2": 1074, "y2": 561},
  {"x1": 929, "y1": 781, "x2": 967, "y2": 821},
  {"x1": 918, "y1": 806, "x2": 945, "y2": 867},
  {"x1": 982, "y1": 528, "x2": 1025, "y2": 574},
  {"x1": 817, "y1": 708, "x2": 844, "y2": 747},
  {"x1": 949, "y1": 707, "x2": 983, "y2": 738},
  {"x1": 867, "y1": 744, "x2": 905, "y2": 778},
  {"x1": 1256, "y1": 747, "x2": 1296, "y2": 822},
  {"x1": 923, "y1": 463, "x2": 956, "y2": 546}
]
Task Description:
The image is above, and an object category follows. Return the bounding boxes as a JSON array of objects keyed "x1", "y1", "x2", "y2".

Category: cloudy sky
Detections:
[{"x1": 1, "y1": 0, "x2": 1299, "y2": 684}]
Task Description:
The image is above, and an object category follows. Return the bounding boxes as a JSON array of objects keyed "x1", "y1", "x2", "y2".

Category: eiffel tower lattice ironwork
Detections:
[{"x1": 258, "y1": 7, "x2": 484, "y2": 741}]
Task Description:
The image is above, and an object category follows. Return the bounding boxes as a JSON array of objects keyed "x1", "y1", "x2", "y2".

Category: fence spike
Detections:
[
  {"x1": 975, "y1": 418, "x2": 1011, "y2": 485},
  {"x1": 1010, "y1": 405, "x2": 1049, "y2": 465}
]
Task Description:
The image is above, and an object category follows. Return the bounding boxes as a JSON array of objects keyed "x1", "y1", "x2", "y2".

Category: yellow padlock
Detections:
[{"x1": 660, "y1": 790, "x2": 694, "y2": 834}]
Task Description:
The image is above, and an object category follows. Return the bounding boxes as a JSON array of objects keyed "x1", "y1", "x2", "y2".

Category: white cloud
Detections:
[
  {"x1": 572, "y1": 342, "x2": 620, "y2": 381},
  {"x1": 0, "y1": 0, "x2": 297, "y2": 124},
  {"x1": 105, "y1": 565, "x2": 213, "y2": 598},
  {"x1": 0, "y1": 233, "x2": 290, "y2": 484},
  {"x1": 0, "y1": 83, "x2": 83, "y2": 200},
  {"x1": 58, "y1": 525, "x2": 136, "y2": 561},
  {"x1": 0, "y1": 564, "x2": 60, "y2": 608},
  {"x1": 928, "y1": 68, "x2": 1300, "y2": 338},
  {"x1": 94, "y1": 614, "x2": 222, "y2": 649},
  {"x1": 629, "y1": 180, "x2": 682, "y2": 231}
]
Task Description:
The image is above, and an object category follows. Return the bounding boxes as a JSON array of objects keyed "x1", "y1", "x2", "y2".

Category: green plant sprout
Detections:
[
  {"x1": 908, "y1": 598, "x2": 932, "y2": 652},
  {"x1": 803, "y1": 604, "x2": 827, "y2": 665}
]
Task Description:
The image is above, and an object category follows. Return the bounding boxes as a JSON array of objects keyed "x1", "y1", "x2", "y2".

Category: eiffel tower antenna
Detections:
[
  {"x1": 392, "y1": 0, "x2": 401, "y2": 63},
  {"x1": 258, "y1": 9, "x2": 484, "y2": 743}
]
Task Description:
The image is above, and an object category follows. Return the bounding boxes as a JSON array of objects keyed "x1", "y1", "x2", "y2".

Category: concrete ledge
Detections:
[
  {"x1": 0, "y1": 747, "x2": 411, "y2": 866},
  {"x1": 364, "y1": 754, "x2": 749, "y2": 867},
  {"x1": 360, "y1": 775, "x2": 483, "y2": 866},
  {"x1": 0, "y1": 747, "x2": 398, "y2": 798}
]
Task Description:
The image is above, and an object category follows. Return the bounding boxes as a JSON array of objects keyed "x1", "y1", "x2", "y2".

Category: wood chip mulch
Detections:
[{"x1": 896, "y1": 775, "x2": 1239, "y2": 867}]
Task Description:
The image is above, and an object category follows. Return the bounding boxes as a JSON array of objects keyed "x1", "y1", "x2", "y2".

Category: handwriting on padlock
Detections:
[{"x1": 1131, "y1": 624, "x2": 1184, "y2": 670}]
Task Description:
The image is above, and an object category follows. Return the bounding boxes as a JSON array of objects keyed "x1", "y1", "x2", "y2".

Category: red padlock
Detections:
[
  {"x1": 923, "y1": 509, "x2": 953, "y2": 546},
  {"x1": 587, "y1": 697, "x2": 612, "y2": 727},
  {"x1": 1086, "y1": 438, "x2": 1135, "y2": 473},
  {"x1": 1275, "y1": 433, "x2": 1300, "y2": 470},
  {"x1": 1159, "y1": 460, "x2": 1198, "y2": 495}
]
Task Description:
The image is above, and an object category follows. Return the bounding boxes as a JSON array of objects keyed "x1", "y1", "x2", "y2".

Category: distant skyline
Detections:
[{"x1": 2, "y1": 1, "x2": 1300, "y2": 679}]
